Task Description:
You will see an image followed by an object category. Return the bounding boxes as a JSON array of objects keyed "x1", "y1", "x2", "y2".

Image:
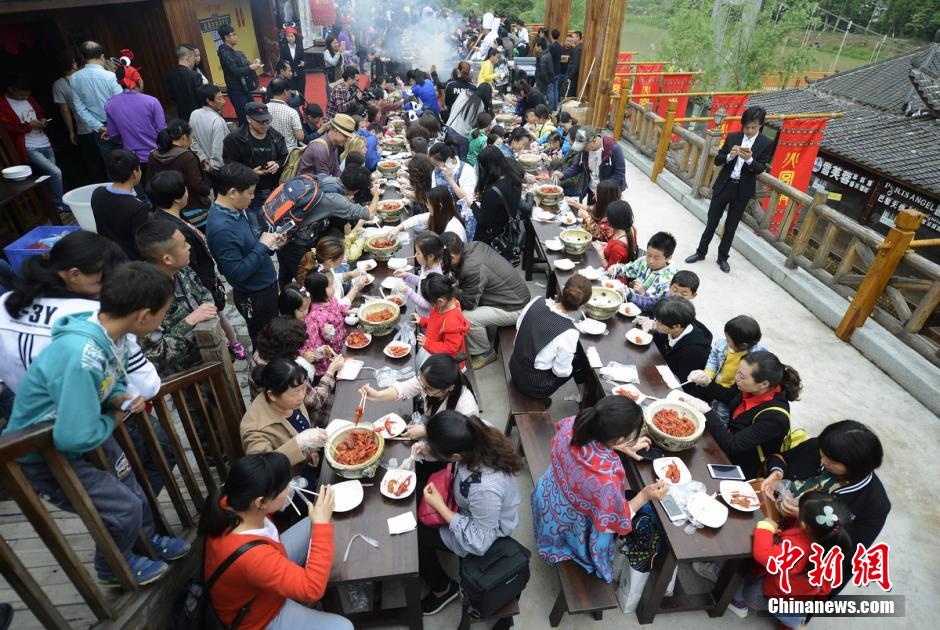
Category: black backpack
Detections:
[
  {"x1": 459, "y1": 536, "x2": 531, "y2": 619},
  {"x1": 172, "y1": 539, "x2": 267, "y2": 630}
]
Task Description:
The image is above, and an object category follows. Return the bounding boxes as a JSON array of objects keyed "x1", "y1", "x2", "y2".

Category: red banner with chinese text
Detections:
[
  {"x1": 762, "y1": 117, "x2": 830, "y2": 234},
  {"x1": 612, "y1": 53, "x2": 634, "y2": 96},
  {"x1": 629, "y1": 64, "x2": 664, "y2": 107},
  {"x1": 654, "y1": 72, "x2": 696, "y2": 120},
  {"x1": 310, "y1": 0, "x2": 336, "y2": 26},
  {"x1": 707, "y1": 94, "x2": 750, "y2": 143}
]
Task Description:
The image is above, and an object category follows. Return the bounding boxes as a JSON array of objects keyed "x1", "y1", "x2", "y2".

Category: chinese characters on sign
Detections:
[
  {"x1": 766, "y1": 541, "x2": 892, "y2": 595},
  {"x1": 763, "y1": 117, "x2": 830, "y2": 234},
  {"x1": 813, "y1": 157, "x2": 875, "y2": 194}
]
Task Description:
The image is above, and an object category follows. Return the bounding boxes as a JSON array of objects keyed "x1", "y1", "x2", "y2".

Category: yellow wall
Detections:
[{"x1": 197, "y1": 0, "x2": 262, "y2": 86}]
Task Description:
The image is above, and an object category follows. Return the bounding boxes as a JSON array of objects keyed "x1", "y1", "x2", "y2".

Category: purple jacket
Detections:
[{"x1": 105, "y1": 90, "x2": 166, "y2": 163}]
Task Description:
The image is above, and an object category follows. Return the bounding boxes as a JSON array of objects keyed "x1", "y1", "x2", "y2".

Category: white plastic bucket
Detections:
[{"x1": 62, "y1": 183, "x2": 109, "y2": 233}]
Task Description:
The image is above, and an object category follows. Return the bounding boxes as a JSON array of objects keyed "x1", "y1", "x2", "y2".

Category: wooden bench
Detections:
[
  {"x1": 495, "y1": 327, "x2": 547, "y2": 439},
  {"x1": 513, "y1": 411, "x2": 621, "y2": 627},
  {"x1": 462, "y1": 360, "x2": 482, "y2": 413}
]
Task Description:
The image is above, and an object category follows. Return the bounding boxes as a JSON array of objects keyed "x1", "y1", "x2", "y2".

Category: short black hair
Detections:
[
  {"x1": 725, "y1": 315, "x2": 762, "y2": 349},
  {"x1": 340, "y1": 163, "x2": 372, "y2": 196},
  {"x1": 428, "y1": 143, "x2": 455, "y2": 162},
  {"x1": 671, "y1": 270, "x2": 700, "y2": 293},
  {"x1": 80, "y1": 41, "x2": 105, "y2": 61},
  {"x1": 135, "y1": 220, "x2": 180, "y2": 263},
  {"x1": 343, "y1": 66, "x2": 358, "y2": 81},
  {"x1": 534, "y1": 104, "x2": 550, "y2": 119},
  {"x1": 275, "y1": 60, "x2": 291, "y2": 74},
  {"x1": 305, "y1": 103, "x2": 323, "y2": 119},
  {"x1": 218, "y1": 24, "x2": 235, "y2": 40},
  {"x1": 197, "y1": 84, "x2": 221, "y2": 106},
  {"x1": 653, "y1": 295, "x2": 696, "y2": 329},
  {"x1": 647, "y1": 231, "x2": 677, "y2": 258},
  {"x1": 741, "y1": 105, "x2": 766, "y2": 126},
  {"x1": 99, "y1": 261, "x2": 174, "y2": 317},
  {"x1": 551, "y1": 28, "x2": 561, "y2": 39},
  {"x1": 105, "y1": 149, "x2": 140, "y2": 183},
  {"x1": 268, "y1": 77, "x2": 289, "y2": 97},
  {"x1": 277, "y1": 283, "x2": 307, "y2": 317},
  {"x1": 147, "y1": 170, "x2": 187, "y2": 209},
  {"x1": 409, "y1": 136, "x2": 429, "y2": 155},
  {"x1": 213, "y1": 162, "x2": 259, "y2": 197},
  {"x1": 818, "y1": 420, "x2": 884, "y2": 482}
]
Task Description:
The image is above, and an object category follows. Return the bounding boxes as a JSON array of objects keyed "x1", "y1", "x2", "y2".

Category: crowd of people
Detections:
[{"x1": 0, "y1": 4, "x2": 890, "y2": 630}]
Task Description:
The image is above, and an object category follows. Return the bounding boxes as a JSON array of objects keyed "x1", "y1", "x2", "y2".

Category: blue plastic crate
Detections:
[{"x1": 3, "y1": 226, "x2": 81, "y2": 272}]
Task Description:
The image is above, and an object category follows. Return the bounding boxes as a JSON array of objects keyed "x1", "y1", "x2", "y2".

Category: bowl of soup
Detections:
[
  {"x1": 584, "y1": 287, "x2": 623, "y2": 321},
  {"x1": 559, "y1": 228, "x2": 592, "y2": 255}
]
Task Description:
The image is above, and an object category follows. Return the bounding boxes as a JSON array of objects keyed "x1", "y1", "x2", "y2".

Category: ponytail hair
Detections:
[
  {"x1": 199, "y1": 452, "x2": 292, "y2": 537},
  {"x1": 296, "y1": 251, "x2": 318, "y2": 286},
  {"x1": 743, "y1": 350, "x2": 802, "y2": 401},
  {"x1": 4, "y1": 231, "x2": 127, "y2": 318},
  {"x1": 426, "y1": 411, "x2": 523, "y2": 474},
  {"x1": 156, "y1": 119, "x2": 192, "y2": 152},
  {"x1": 798, "y1": 491, "x2": 853, "y2": 558},
  {"x1": 571, "y1": 396, "x2": 644, "y2": 447},
  {"x1": 414, "y1": 231, "x2": 451, "y2": 274},
  {"x1": 422, "y1": 273, "x2": 460, "y2": 304}
]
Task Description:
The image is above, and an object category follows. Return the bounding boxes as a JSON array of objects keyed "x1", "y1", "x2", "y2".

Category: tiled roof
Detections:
[{"x1": 910, "y1": 68, "x2": 940, "y2": 117}]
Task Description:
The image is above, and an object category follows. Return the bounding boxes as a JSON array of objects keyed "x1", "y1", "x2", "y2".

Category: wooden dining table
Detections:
[{"x1": 524, "y1": 210, "x2": 760, "y2": 624}]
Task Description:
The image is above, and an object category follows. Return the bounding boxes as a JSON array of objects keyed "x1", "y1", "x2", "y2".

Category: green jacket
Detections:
[{"x1": 141, "y1": 265, "x2": 213, "y2": 376}]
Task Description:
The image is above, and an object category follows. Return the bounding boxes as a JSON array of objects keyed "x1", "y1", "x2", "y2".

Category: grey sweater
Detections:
[
  {"x1": 439, "y1": 463, "x2": 520, "y2": 557},
  {"x1": 456, "y1": 241, "x2": 531, "y2": 312}
]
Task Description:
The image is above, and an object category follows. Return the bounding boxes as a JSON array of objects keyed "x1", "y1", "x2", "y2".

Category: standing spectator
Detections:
[
  {"x1": 565, "y1": 31, "x2": 584, "y2": 97},
  {"x1": 477, "y1": 48, "x2": 499, "y2": 88},
  {"x1": 547, "y1": 29, "x2": 564, "y2": 111},
  {"x1": 407, "y1": 69, "x2": 441, "y2": 117},
  {"x1": 297, "y1": 113, "x2": 354, "y2": 178},
  {"x1": 105, "y1": 80, "x2": 166, "y2": 191},
  {"x1": 217, "y1": 24, "x2": 262, "y2": 126},
  {"x1": 323, "y1": 36, "x2": 343, "y2": 84},
  {"x1": 222, "y1": 102, "x2": 288, "y2": 236},
  {"x1": 189, "y1": 84, "x2": 228, "y2": 174},
  {"x1": 91, "y1": 149, "x2": 150, "y2": 260},
  {"x1": 52, "y1": 54, "x2": 104, "y2": 183},
  {"x1": 188, "y1": 45, "x2": 210, "y2": 85},
  {"x1": 0, "y1": 75, "x2": 67, "y2": 212},
  {"x1": 279, "y1": 26, "x2": 306, "y2": 97},
  {"x1": 471, "y1": 146, "x2": 523, "y2": 261},
  {"x1": 164, "y1": 44, "x2": 202, "y2": 121},
  {"x1": 206, "y1": 163, "x2": 284, "y2": 344},
  {"x1": 147, "y1": 119, "x2": 212, "y2": 227},
  {"x1": 266, "y1": 78, "x2": 304, "y2": 150},
  {"x1": 440, "y1": 61, "x2": 476, "y2": 123},
  {"x1": 556, "y1": 126, "x2": 626, "y2": 203},
  {"x1": 70, "y1": 41, "x2": 122, "y2": 163},
  {"x1": 327, "y1": 67, "x2": 361, "y2": 119}
]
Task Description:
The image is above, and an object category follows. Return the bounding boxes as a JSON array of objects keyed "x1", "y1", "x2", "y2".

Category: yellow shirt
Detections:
[
  {"x1": 716, "y1": 349, "x2": 748, "y2": 387},
  {"x1": 478, "y1": 60, "x2": 495, "y2": 85}
]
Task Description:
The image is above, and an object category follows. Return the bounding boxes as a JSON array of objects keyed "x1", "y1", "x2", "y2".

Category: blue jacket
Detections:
[
  {"x1": 4, "y1": 312, "x2": 128, "y2": 462},
  {"x1": 356, "y1": 129, "x2": 381, "y2": 170},
  {"x1": 206, "y1": 202, "x2": 277, "y2": 292},
  {"x1": 411, "y1": 79, "x2": 441, "y2": 115}
]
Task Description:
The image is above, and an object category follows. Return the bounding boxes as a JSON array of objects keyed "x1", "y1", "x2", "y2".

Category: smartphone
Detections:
[
  {"x1": 659, "y1": 493, "x2": 686, "y2": 523},
  {"x1": 636, "y1": 445, "x2": 664, "y2": 462},
  {"x1": 275, "y1": 219, "x2": 296, "y2": 236},
  {"x1": 707, "y1": 464, "x2": 746, "y2": 480}
]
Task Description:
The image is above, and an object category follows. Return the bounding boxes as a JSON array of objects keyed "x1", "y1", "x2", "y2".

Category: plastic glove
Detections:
[
  {"x1": 636, "y1": 316, "x2": 655, "y2": 332},
  {"x1": 322, "y1": 323, "x2": 336, "y2": 340},
  {"x1": 688, "y1": 369, "x2": 712, "y2": 387},
  {"x1": 296, "y1": 427, "x2": 328, "y2": 451}
]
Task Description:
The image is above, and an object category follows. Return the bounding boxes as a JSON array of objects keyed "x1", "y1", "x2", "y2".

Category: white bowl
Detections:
[
  {"x1": 687, "y1": 492, "x2": 729, "y2": 528},
  {"x1": 383, "y1": 341, "x2": 412, "y2": 359},
  {"x1": 387, "y1": 257, "x2": 408, "y2": 270},
  {"x1": 381, "y1": 276, "x2": 403, "y2": 291},
  {"x1": 345, "y1": 331, "x2": 372, "y2": 349},
  {"x1": 612, "y1": 384, "x2": 645, "y2": 403},
  {"x1": 577, "y1": 317, "x2": 607, "y2": 335},
  {"x1": 372, "y1": 413, "x2": 407, "y2": 438},
  {"x1": 720, "y1": 480, "x2": 762, "y2": 512},
  {"x1": 626, "y1": 328, "x2": 653, "y2": 345},
  {"x1": 2, "y1": 165, "x2": 31, "y2": 181},
  {"x1": 554, "y1": 258, "x2": 576, "y2": 271},
  {"x1": 544, "y1": 239, "x2": 563, "y2": 251},
  {"x1": 578, "y1": 267, "x2": 602, "y2": 281},
  {"x1": 619, "y1": 302, "x2": 642, "y2": 317},
  {"x1": 344, "y1": 314, "x2": 360, "y2": 326}
]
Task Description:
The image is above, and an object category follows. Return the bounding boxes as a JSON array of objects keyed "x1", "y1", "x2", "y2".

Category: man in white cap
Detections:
[{"x1": 297, "y1": 112, "x2": 355, "y2": 178}]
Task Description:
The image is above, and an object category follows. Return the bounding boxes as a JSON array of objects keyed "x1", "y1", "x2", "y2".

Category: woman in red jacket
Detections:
[
  {"x1": 415, "y1": 273, "x2": 469, "y2": 369},
  {"x1": 200, "y1": 452, "x2": 352, "y2": 630}
]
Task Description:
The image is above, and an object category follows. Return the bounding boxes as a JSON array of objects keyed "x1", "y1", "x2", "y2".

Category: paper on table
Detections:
[
  {"x1": 585, "y1": 346, "x2": 603, "y2": 369},
  {"x1": 599, "y1": 362, "x2": 639, "y2": 383},
  {"x1": 657, "y1": 365, "x2": 682, "y2": 389},
  {"x1": 388, "y1": 511, "x2": 417, "y2": 535}
]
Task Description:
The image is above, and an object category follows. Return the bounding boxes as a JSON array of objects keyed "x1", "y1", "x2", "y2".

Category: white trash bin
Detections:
[{"x1": 63, "y1": 183, "x2": 109, "y2": 233}]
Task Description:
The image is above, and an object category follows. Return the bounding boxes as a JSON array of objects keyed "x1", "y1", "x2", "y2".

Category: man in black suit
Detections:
[{"x1": 686, "y1": 106, "x2": 773, "y2": 273}]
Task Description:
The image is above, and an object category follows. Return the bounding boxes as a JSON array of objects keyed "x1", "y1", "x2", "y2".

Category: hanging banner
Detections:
[
  {"x1": 762, "y1": 117, "x2": 830, "y2": 234},
  {"x1": 612, "y1": 52, "x2": 634, "y2": 96},
  {"x1": 630, "y1": 64, "x2": 664, "y2": 107},
  {"x1": 197, "y1": 0, "x2": 262, "y2": 88},
  {"x1": 310, "y1": 0, "x2": 336, "y2": 26},
  {"x1": 654, "y1": 72, "x2": 696, "y2": 119},
  {"x1": 707, "y1": 94, "x2": 750, "y2": 143}
]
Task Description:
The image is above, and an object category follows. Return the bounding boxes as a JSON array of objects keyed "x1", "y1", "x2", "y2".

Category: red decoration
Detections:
[
  {"x1": 310, "y1": 0, "x2": 336, "y2": 26},
  {"x1": 707, "y1": 94, "x2": 750, "y2": 142},
  {"x1": 762, "y1": 116, "x2": 830, "y2": 234},
  {"x1": 630, "y1": 63, "x2": 663, "y2": 107},
  {"x1": 654, "y1": 72, "x2": 695, "y2": 120}
]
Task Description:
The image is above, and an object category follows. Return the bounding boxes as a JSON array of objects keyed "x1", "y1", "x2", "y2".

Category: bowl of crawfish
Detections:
[
  {"x1": 381, "y1": 137, "x2": 406, "y2": 152},
  {"x1": 377, "y1": 199, "x2": 407, "y2": 224},
  {"x1": 377, "y1": 160, "x2": 402, "y2": 178},
  {"x1": 534, "y1": 183, "x2": 564, "y2": 207},
  {"x1": 358, "y1": 299, "x2": 401, "y2": 336},
  {"x1": 325, "y1": 426, "x2": 385, "y2": 479},
  {"x1": 365, "y1": 234, "x2": 401, "y2": 260},
  {"x1": 643, "y1": 400, "x2": 706, "y2": 452}
]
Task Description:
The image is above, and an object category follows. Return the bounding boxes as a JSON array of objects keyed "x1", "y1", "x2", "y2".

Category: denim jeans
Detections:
[
  {"x1": 125, "y1": 413, "x2": 177, "y2": 496},
  {"x1": 548, "y1": 77, "x2": 561, "y2": 112},
  {"x1": 26, "y1": 146, "x2": 64, "y2": 210},
  {"x1": 20, "y1": 437, "x2": 156, "y2": 574}
]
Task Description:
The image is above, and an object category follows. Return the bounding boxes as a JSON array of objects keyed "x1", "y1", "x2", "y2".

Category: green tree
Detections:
[
  {"x1": 880, "y1": 0, "x2": 940, "y2": 40},
  {"x1": 663, "y1": 0, "x2": 817, "y2": 90}
]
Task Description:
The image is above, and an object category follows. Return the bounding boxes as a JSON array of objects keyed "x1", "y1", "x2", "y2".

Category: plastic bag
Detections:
[
  {"x1": 393, "y1": 319, "x2": 416, "y2": 347},
  {"x1": 375, "y1": 366, "x2": 415, "y2": 388}
]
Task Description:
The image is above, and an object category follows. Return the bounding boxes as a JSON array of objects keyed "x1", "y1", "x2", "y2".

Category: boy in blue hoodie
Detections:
[{"x1": 4, "y1": 262, "x2": 190, "y2": 587}]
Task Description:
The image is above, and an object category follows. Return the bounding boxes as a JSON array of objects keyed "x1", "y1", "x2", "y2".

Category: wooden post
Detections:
[
  {"x1": 785, "y1": 187, "x2": 828, "y2": 268},
  {"x1": 578, "y1": 0, "x2": 606, "y2": 99},
  {"x1": 589, "y1": 0, "x2": 629, "y2": 129},
  {"x1": 692, "y1": 126, "x2": 722, "y2": 198},
  {"x1": 613, "y1": 79, "x2": 629, "y2": 140},
  {"x1": 651, "y1": 99, "x2": 678, "y2": 182},
  {"x1": 545, "y1": 0, "x2": 573, "y2": 39},
  {"x1": 835, "y1": 208, "x2": 925, "y2": 340},
  {"x1": 194, "y1": 317, "x2": 244, "y2": 412}
]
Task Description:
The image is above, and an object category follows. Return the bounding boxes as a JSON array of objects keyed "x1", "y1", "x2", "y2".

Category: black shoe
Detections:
[
  {"x1": 422, "y1": 580, "x2": 460, "y2": 616},
  {"x1": 685, "y1": 253, "x2": 705, "y2": 264},
  {"x1": 0, "y1": 603, "x2": 13, "y2": 630},
  {"x1": 718, "y1": 260, "x2": 731, "y2": 273}
]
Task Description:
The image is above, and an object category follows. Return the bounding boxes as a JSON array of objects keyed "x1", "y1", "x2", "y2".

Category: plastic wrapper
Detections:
[{"x1": 375, "y1": 366, "x2": 415, "y2": 388}]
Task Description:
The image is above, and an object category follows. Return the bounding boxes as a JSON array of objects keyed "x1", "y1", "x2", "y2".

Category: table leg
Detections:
[
  {"x1": 524, "y1": 220, "x2": 536, "y2": 280},
  {"x1": 403, "y1": 574, "x2": 424, "y2": 630},
  {"x1": 708, "y1": 557, "x2": 749, "y2": 617},
  {"x1": 635, "y1": 546, "x2": 678, "y2": 624}
]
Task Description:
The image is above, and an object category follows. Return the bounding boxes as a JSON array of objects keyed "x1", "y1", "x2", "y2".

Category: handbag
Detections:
[
  {"x1": 171, "y1": 539, "x2": 267, "y2": 630},
  {"x1": 418, "y1": 463, "x2": 458, "y2": 527},
  {"x1": 459, "y1": 536, "x2": 531, "y2": 618},
  {"x1": 483, "y1": 185, "x2": 527, "y2": 266}
]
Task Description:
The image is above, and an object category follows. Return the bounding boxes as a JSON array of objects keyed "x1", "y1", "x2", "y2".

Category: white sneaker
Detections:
[
  {"x1": 692, "y1": 561, "x2": 720, "y2": 583},
  {"x1": 727, "y1": 600, "x2": 748, "y2": 618}
]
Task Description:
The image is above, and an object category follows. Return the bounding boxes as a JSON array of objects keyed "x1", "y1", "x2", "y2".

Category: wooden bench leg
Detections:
[
  {"x1": 549, "y1": 589, "x2": 567, "y2": 627},
  {"x1": 591, "y1": 611, "x2": 603, "y2": 620},
  {"x1": 504, "y1": 413, "x2": 516, "y2": 437}
]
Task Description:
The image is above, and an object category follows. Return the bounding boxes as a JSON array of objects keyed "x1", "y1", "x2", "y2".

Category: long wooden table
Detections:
[{"x1": 525, "y1": 213, "x2": 759, "y2": 624}]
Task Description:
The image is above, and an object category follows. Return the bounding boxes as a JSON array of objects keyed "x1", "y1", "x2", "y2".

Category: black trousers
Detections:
[
  {"x1": 696, "y1": 181, "x2": 750, "y2": 262},
  {"x1": 232, "y1": 282, "x2": 279, "y2": 346},
  {"x1": 276, "y1": 239, "x2": 310, "y2": 289},
  {"x1": 418, "y1": 522, "x2": 454, "y2": 592}
]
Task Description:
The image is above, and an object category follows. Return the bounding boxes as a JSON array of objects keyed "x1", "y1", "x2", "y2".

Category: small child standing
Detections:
[
  {"x1": 608, "y1": 231, "x2": 677, "y2": 310},
  {"x1": 415, "y1": 274, "x2": 469, "y2": 368},
  {"x1": 466, "y1": 112, "x2": 492, "y2": 167},
  {"x1": 730, "y1": 491, "x2": 853, "y2": 627},
  {"x1": 301, "y1": 272, "x2": 349, "y2": 374},
  {"x1": 396, "y1": 233, "x2": 447, "y2": 318},
  {"x1": 689, "y1": 315, "x2": 765, "y2": 425},
  {"x1": 602, "y1": 201, "x2": 638, "y2": 269}
]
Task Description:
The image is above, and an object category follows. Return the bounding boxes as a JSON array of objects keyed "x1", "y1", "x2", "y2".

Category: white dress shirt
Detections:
[
  {"x1": 517, "y1": 297, "x2": 580, "y2": 378},
  {"x1": 728, "y1": 132, "x2": 756, "y2": 180}
]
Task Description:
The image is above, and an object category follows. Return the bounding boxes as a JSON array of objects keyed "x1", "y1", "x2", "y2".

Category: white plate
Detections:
[
  {"x1": 383, "y1": 341, "x2": 412, "y2": 359},
  {"x1": 619, "y1": 302, "x2": 642, "y2": 317},
  {"x1": 532, "y1": 209, "x2": 555, "y2": 222},
  {"x1": 720, "y1": 480, "x2": 762, "y2": 512},
  {"x1": 332, "y1": 480, "x2": 364, "y2": 512},
  {"x1": 387, "y1": 257, "x2": 408, "y2": 270},
  {"x1": 626, "y1": 329, "x2": 653, "y2": 346},
  {"x1": 577, "y1": 317, "x2": 607, "y2": 335},
  {"x1": 335, "y1": 359, "x2": 364, "y2": 380},
  {"x1": 578, "y1": 267, "x2": 602, "y2": 281},
  {"x1": 687, "y1": 492, "x2": 729, "y2": 528},
  {"x1": 653, "y1": 456, "x2": 692, "y2": 485},
  {"x1": 554, "y1": 258, "x2": 576, "y2": 271},
  {"x1": 611, "y1": 384, "x2": 645, "y2": 403},
  {"x1": 381, "y1": 276, "x2": 404, "y2": 291},
  {"x1": 2, "y1": 165, "x2": 31, "y2": 181},
  {"x1": 357, "y1": 260, "x2": 377, "y2": 272},
  {"x1": 325, "y1": 419, "x2": 354, "y2": 436},
  {"x1": 345, "y1": 332, "x2": 372, "y2": 350},
  {"x1": 372, "y1": 412, "x2": 407, "y2": 438},
  {"x1": 360, "y1": 273, "x2": 375, "y2": 285},
  {"x1": 380, "y1": 469, "x2": 417, "y2": 499},
  {"x1": 544, "y1": 239, "x2": 563, "y2": 251}
]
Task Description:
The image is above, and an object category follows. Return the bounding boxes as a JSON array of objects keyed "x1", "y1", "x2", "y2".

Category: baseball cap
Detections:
[
  {"x1": 570, "y1": 126, "x2": 598, "y2": 153},
  {"x1": 244, "y1": 101, "x2": 272, "y2": 122},
  {"x1": 330, "y1": 113, "x2": 356, "y2": 137}
]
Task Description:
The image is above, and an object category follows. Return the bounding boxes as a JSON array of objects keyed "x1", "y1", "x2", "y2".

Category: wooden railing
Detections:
[
  {"x1": 613, "y1": 99, "x2": 940, "y2": 364},
  {"x1": 0, "y1": 350, "x2": 245, "y2": 628}
]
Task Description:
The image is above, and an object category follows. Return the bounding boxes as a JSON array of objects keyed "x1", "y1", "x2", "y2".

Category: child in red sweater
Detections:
[
  {"x1": 415, "y1": 274, "x2": 469, "y2": 368},
  {"x1": 201, "y1": 453, "x2": 352, "y2": 630},
  {"x1": 728, "y1": 491, "x2": 853, "y2": 627},
  {"x1": 602, "y1": 200, "x2": 638, "y2": 269}
]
